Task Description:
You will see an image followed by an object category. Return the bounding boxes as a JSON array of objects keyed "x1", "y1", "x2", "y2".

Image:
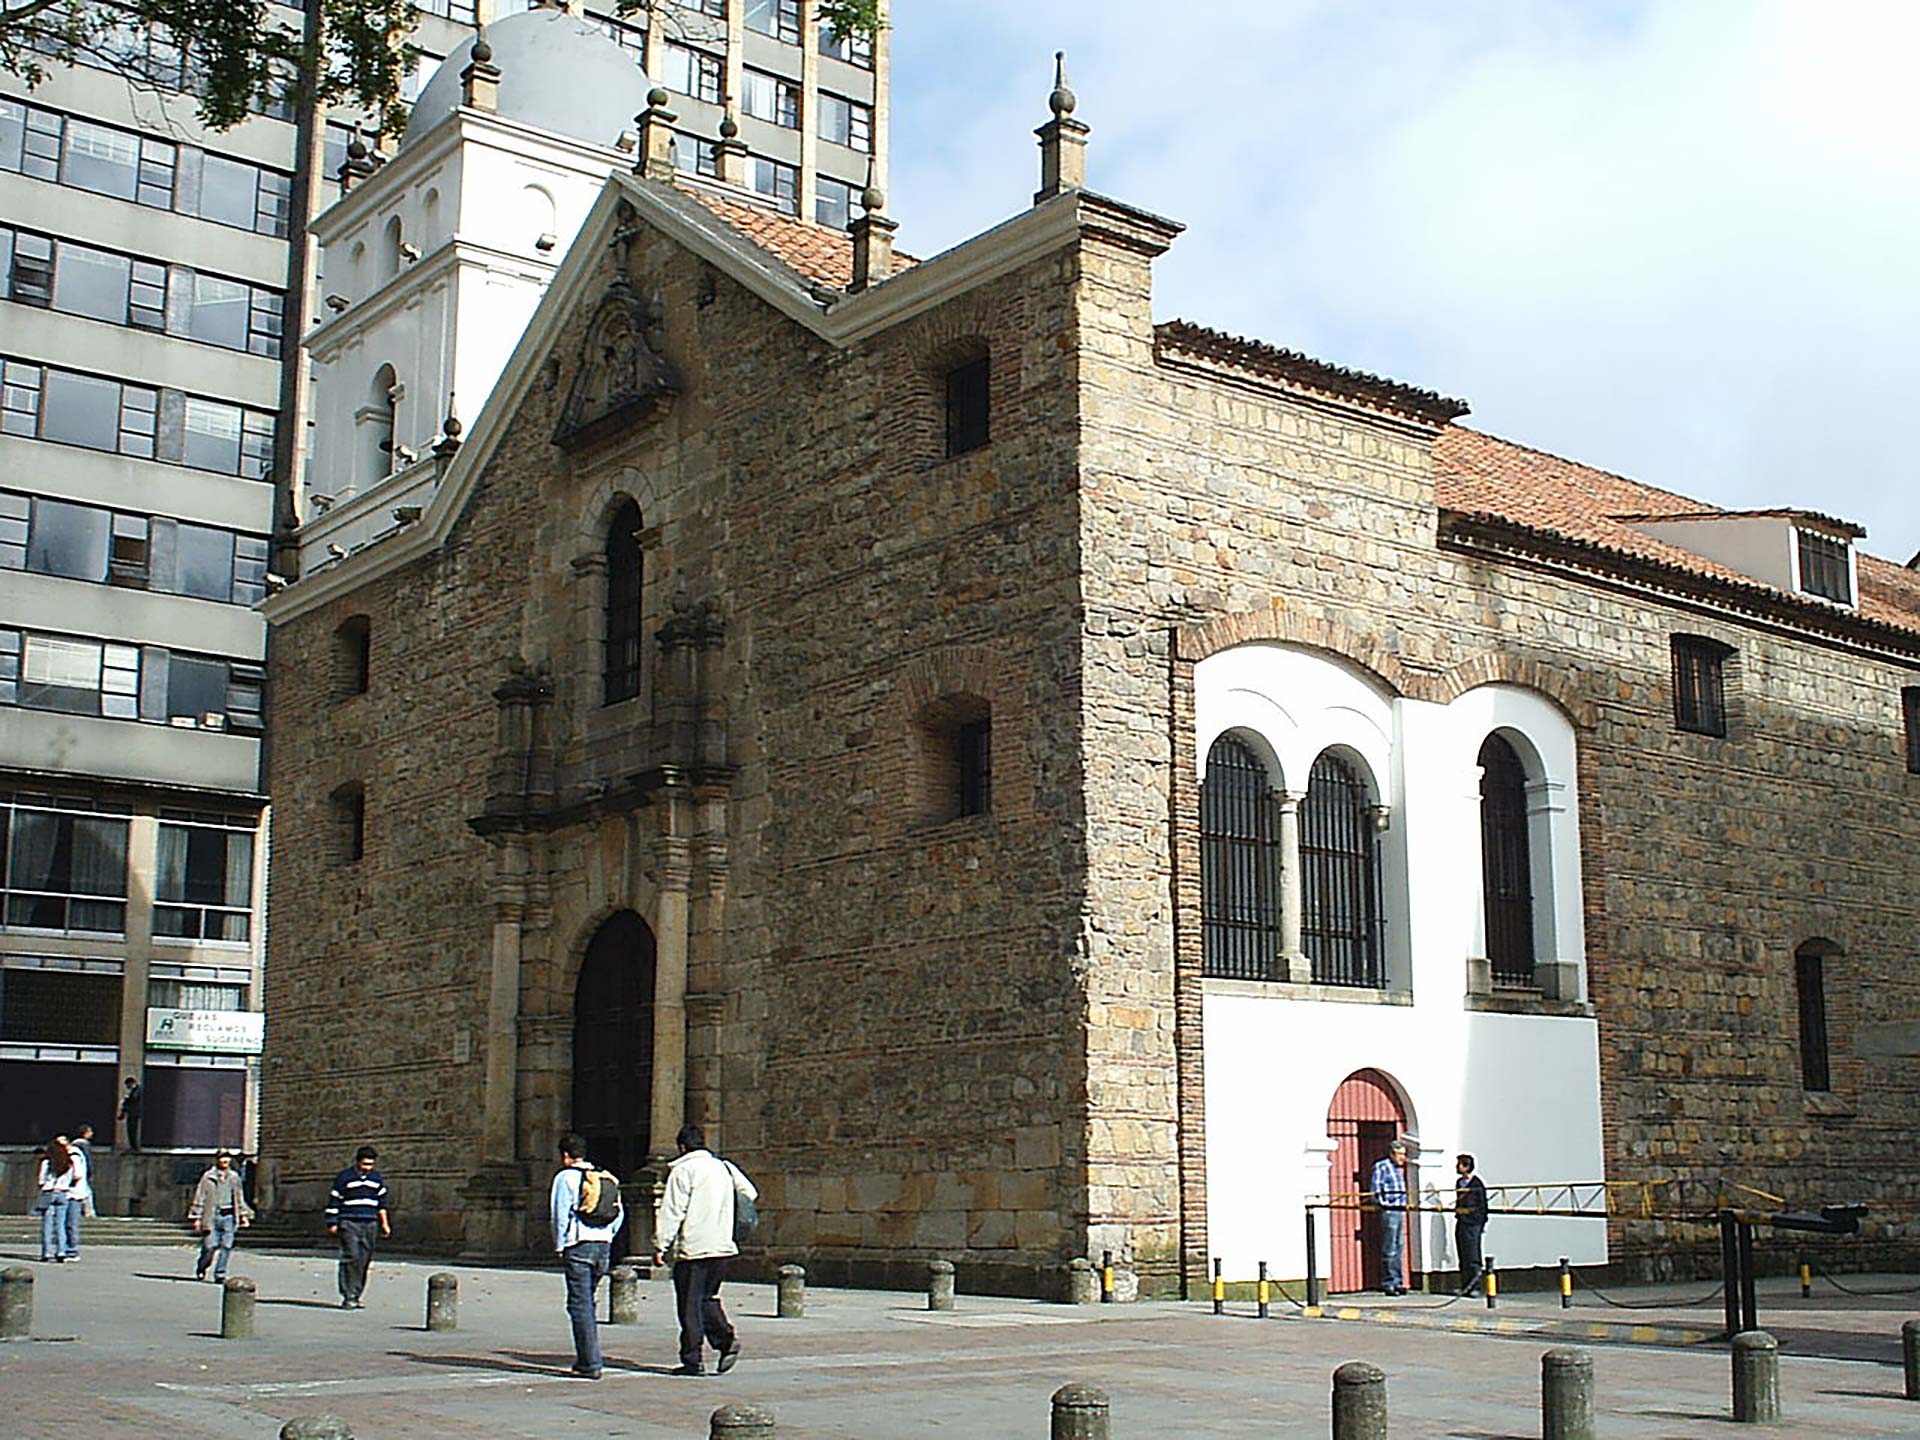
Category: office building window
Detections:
[
  {"x1": 745, "y1": 0, "x2": 801, "y2": 43},
  {"x1": 672, "y1": 130, "x2": 720, "y2": 178},
  {"x1": 0, "y1": 627, "x2": 261, "y2": 731},
  {"x1": 154, "y1": 812, "x2": 254, "y2": 942},
  {"x1": 0, "y1": 489, "x2": 267, "y2": 605},
  {"x1": 748, "y1": 156, "x2": 799, "y2": 215},
  {"x1": 817, "y1": 92, "x2": 872, "y2": 152},
  {"x1": 742, "y1": 69, "x2": 800, "y2": 129},
  {"x1": 818, "y1": 22, "x2": 873, "y2": 66},
  {"x1": 661, "y1": 43, "x2": 723, "y2": 105},
  {"x1": 0, "y1": 959, "x2": 123, "y2": 1046},
  {"x1": 3, "y1": 357, "x2": 272, "y2": 475},
  {"x1": 0, "y1": 792, "x2": 130, "y2": 934},
  {"x1": 816, "y1": 175, "x2": 854, "y2": 230}
]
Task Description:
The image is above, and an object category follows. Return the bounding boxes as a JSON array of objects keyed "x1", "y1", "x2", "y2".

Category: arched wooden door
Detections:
[
  {"x1": 1327, "y1": 1069, "x2": 1412, "y2": 1293},
  {"x1": 572, "y1": 911, "x2": 657, "y2": 1195}
]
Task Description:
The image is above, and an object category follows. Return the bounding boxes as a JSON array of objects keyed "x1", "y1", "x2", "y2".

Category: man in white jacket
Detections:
[{"x1": 652, "y1": 1122, "x2": 756, "y2": 1376}]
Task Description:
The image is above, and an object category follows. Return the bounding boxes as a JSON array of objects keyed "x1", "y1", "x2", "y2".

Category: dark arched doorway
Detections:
[
  {"x1": 572, "y1": 911, "x2": 657, "y2": 1194},
  {"x1": 1326, "y1": 1069, "x2": 1413, "y2": 1294}
]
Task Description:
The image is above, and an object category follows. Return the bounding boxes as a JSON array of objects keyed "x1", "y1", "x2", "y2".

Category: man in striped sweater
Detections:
[{"x1": 325, "y1": 1145, "x2": 391, "y2": 1309}]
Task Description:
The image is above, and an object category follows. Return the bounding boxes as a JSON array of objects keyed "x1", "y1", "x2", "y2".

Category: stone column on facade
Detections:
[
  {"x1": 482, "y1": 879, "x2": 527, "y2": 1164},
  {"x1": 1277, "y1": 792, "x2": 1310, "y2": 983},
  {"x1": 685, "y1": 823, "x2": 729, "y2": 1140},
  {"x1": 649, "y1": 822, "x2": 693, "y2": 1163}
]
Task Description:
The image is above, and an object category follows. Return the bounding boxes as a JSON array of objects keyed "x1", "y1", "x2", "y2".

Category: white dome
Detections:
[{"x1": 402, "y1": 8, "x2": 651, "y2": 151}]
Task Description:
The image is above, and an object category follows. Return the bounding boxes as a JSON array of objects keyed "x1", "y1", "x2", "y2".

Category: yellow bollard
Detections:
[
  {"x1": 1211, "y1": 1258, "x2": 1225, "y2": 1316},
  {"x1": 1484, "y1": 1256, "x2": 1498, "y2": 1310}
]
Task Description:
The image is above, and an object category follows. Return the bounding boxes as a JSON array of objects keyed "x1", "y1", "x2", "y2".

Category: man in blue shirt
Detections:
[
  {"x1": 1369, "y1": 1139, "x2": 1409, "y2": 1296},
  {"x1": 325, "y1": 1144, "x2": 390, "y2": 1309},
  {"x1": 550, "y1": 1132, "x2": 624, "y2": 1379}
]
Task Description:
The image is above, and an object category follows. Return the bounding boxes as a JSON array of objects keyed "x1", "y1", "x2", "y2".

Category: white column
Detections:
[{"x1": 1278, "y1": 791, "x2": 1310, "y2": 983}]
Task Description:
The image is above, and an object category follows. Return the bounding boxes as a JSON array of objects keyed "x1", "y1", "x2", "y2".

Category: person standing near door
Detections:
[
  {"x1": 1454, "y1": 1153, "x2": 1489, "y2": 1293},
  {"x1": 325, "y1": 1145, "x2": 391, "y2": 1309},
  {"x1": 118, "y1": 1078, "x2": 143, "y2": 1152},
  {"x1": 1369, "y1": 1139, "x2": 1410, "y2": 1296}
]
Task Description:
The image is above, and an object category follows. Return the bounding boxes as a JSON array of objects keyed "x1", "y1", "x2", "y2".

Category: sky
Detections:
[{"x1": 886, "y1": 0, "x2": 1919, "y2": 565}]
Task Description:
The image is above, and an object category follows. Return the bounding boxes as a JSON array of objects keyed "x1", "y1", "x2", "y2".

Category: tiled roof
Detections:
[
  {"x1": 1156, "y1": 321, "x2": 1470, "y2": 426},
  {"x1": 686, "y1": 186, "x2": 916, "y2": 292},
  {"x1": 1433, "y1": 427, "x2": 1920, "y2": 640},
  {"x1": 1609, "y1": 507, "x2": 1866, "y2": 539}
]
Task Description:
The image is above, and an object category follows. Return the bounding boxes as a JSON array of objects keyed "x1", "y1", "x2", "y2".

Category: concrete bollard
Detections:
[
  {"x1": 709, "y1": 1403, "x2": 775, "y2": 1440},
  {"x1": 1050, "y1": 1382, "x2": 1111, "y2": 1440},
  {"x1": 0, "y1": 1266, "x2": 32, "y2": 1340},
  {"x1": 425, "y1": 1272, "x2": 458, "y2": 1332},
  {"x1": 221, "y1": 1276, "x2": 256, "y2": 1340},
  {"x1": 927, "y1": 1258, "x2": 955, "y2": 1312},
  {"x1": 1332, "y1": 1361, "x2": 1388, "y2": 1440},
  {"x1": 776, "y1": 1264, "x2": 806, "y2": 1319},
  {"x1": 1067, "y1": 1257, "x2": 1099, "y2": 1306},
  {"x1": 1541, "y1": 1347, "x2": 1595, "y2": 1440},
  {"x1": 1731, "y1": 1330, "x2": 1780, "y2": 1423},
  {"x1": 1904, "y1": 1320, "x2": 1920, "y2": 1402},
  {"x1": 609, "y1": 1265, "x2": 641, "y2": 1324},
  {"x1": 280, "y1": 1417, "x2": 354, "y2": 1440}
]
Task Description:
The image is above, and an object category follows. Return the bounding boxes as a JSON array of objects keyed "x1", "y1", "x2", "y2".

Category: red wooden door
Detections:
[{"x1": 1326, "y1": 1070, "x2": 1410, "y2": 1294}]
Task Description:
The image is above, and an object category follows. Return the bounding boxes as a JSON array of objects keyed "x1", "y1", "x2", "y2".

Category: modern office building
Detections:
[{"x1": 0, "y1": 0, "x2": 886, "y2": 1159}]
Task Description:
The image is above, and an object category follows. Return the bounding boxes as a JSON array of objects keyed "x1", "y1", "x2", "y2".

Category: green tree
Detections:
[
  {"x1": 816, "y1": 0, "x2": 880, "y2": 42},
  {"x1": 0, "y1": 0, "x2": 417, "y2": 132}
]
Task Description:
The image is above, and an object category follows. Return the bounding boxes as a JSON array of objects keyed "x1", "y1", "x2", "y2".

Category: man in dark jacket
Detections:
[
  {"x1": 325, "y1": 1145, "x2": 391, "y2": 1309},
  {"x1": 118, "y1": 1078, "x2": 142, "y2": 1151},
  {"x1": 1455, "y1": 1153, "x2": 1489, "y2": 1293}
]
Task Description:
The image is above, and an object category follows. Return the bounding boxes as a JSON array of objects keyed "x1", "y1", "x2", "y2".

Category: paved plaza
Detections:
[{"x1": 4, "y1": 1243, "x2": 1920, "y2": 1438}]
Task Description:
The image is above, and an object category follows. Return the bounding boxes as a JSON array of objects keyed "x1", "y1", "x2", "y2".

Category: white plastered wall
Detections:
[{"x1": 1196, "y1": 645, "x2": 1606, "y2": 1282}]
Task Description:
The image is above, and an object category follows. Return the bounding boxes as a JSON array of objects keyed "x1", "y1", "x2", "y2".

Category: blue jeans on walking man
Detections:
[
  {"x1": 563, "y1": 1240, "x2": 611, "y2": 1375},
  {"x1": 1379, "y1": 1207, "x2": 1406, "y2": 1293},
  {"x1": 39, "y1": 1195, "x2": 69, "y2": 1261},
  {"x1": 197, "y1": 1213, "x2": 239, "y2": 1281}
]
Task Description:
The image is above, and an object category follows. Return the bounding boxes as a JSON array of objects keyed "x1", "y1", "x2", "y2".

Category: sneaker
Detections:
[
  {"x1": 350, "y1": 1299, "x2": 366, "y2": 1309},
  {"x1": 716, "y1": 1344, "x2": 741, "y2": 1374},
  {"x1": 340, "y1": 1299, "x2": 355, "y2": 1309},
  {"x1": 669, "y1": 1364, "x2": 706, "y2": 1376},
  {"x1": 568, "y1": 1366, "x2": 602, "y2": 1380}
]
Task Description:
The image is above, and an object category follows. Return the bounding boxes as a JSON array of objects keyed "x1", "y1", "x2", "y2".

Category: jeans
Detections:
[
  {"x1": 336, "y1": 1222, "x2": 378, "y2": 1302},
  {"x1": 563, "y1": 1240, "x2": 611, "y2": 1373},
  {"x1": 62, "y1": 1198, "x2": 83, "y2": 1256},
  {"x1": 672, "y1": 1256, "x2": 736, "y2": 1369},
  {"x1": 198, "y1": 1213, "x2": 239, "y2": 1280},
  {"x1": 1456, "y1": 1221, "x2": 1485, "y2": 1291},
  {"x1": 1379, "y1": 1208, "x2": 1405, "y2": 1290},
  {"x1": 39, "y1": 1196, "x2": 69, "y2": 1259}
]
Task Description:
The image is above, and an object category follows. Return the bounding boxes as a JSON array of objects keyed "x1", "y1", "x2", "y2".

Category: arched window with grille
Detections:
[
  {"x1": 1300, "y1": 752, "x2": 1383, "y2": 988},
  {"x1": 1478, "y1": 733, "x2": 1535, "y2": 986},
  {"x1": 603, "y1": 499, "x2": 643, "y2": 705},
  {"x1": 1200, "y1": 734, "x2": 1283, "y2": 980}
]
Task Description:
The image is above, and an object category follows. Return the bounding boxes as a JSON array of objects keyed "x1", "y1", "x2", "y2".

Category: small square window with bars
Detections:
[{"x1": 1671, "y1": 635, "x2": 1731, "y2": 738}]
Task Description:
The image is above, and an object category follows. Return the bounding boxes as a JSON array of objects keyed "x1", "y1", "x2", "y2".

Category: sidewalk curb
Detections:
[{"x1": 1290, "y1": 1303, "x2": 1716, "y2": 1348}]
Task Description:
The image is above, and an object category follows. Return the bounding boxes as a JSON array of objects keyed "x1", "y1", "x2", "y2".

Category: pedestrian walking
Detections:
[
  {"x1": 652, "y1": 1123, "x2": 756, "y2": 1376},
  {"x1": 1454, "y1": 1153, "x2": 1489, "y2": 1293},
  {"x1": 1370, "y1": 1138, "x2": 1410, "y2": 1295},
  {"x1": 34, "y1": 1137, "x2": 78, "y2": 1263},
  {"x1": 550, "y1": 1132, "x2": 624, "y2": 1379},
  {"x1": 118, "y1": 1078, "x2": 143, "y2": 1152},
  {"x1": 189, "y1": 1151, "x2": 254, "y2": 1282},
  {"x1": 325, "y1": 1145, "x2": 390, "y2": 1309},
  {"x1": 64, "y1": 1124, "x2": 96, "y2": 1260}
]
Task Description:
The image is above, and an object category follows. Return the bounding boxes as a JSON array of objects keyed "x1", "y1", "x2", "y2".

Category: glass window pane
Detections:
[
  {"x1": 27, "y1": 498, "x2": 110, "y2": 580},
  {"x1": 185, "y1": 271, "x2": 249, "y2": 350},
  {"x1": 182, "y1": 398, "x2": 242, "y2": 474},
  {"x1": 62, "y1": 119, "x2": 140, "y2": 198},
  {"x1": 52, "y1": 241, "x2": 131, "y2": 324},
  {"x1": 40, "y1": 369, "x2": 122, "y2": 452},
  {"x1": 21, "y1": 635, "x2": 101, "y2": 713},
  {"x1": 0, "y1": 99, "x2": 24, "y2": 172},
  {"x1": 197, "y1": 153, "x2": 258, "y2": 229},
  {"x1": 173, "y1": 522, "x2": 235, "y2": 600},
  {"x1": 165, "y1": 654, "x2": 227, "y2": 720}
]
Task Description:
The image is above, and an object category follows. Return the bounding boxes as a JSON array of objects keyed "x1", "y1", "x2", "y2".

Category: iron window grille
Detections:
[
  {"x1": 603, "y1": 501, "x2": 643, "y2": 705},
  {"x1": 1796, "y1": 530, "x2": 1852, "y2": 605},
  {"x1": 945, "y1": 356, "x2": 990, "y2": 456},
  {"x1": 1477, "y1": 733, "x2": 1535, "y2": 986},
  {"x1": 1300, "y1": 753, "x2": 1385, "y2": 988},
  {"x1": 1671, "y1": 634, "x2": 1731, "y2": 737},
  {"x1": 1199, "y1": 735, "x2": 1284, "y2": 981},
  {"x1": 1794, "y1": 945, "x2": 1831, "y2": 1093}
]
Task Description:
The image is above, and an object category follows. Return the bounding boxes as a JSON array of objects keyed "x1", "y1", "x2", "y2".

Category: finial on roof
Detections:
[
  {"x1": 848, "y1": 154, "x2": 899, "y2": 293},
  {"x1": 1050, "y1": 51, "x2": 1076, "y2": 117},
  {"x1": 637, "y1": 88, "x2": 678, "y2": 181},
  {"x1": 462, "y1": 23, "x2": 503, "y2": 112},
  {"x1": 714, "y1": 100, "x2": 748, "y2": 185},
  {"x1": 648, "y1": 85, "x2": 669, "y2": 108},
  {"x1": 434, "y1": 394, "x2": 463, "y2": 459},
  {"x1": 471, "y1": 32, "x2": 492, "y2": 64},
  {"x1": 339, "y1": 128, "x2": 377, "y2": 190},
  {"x1": 719, "y1": 112, "x2": 738, "y2": 140}
]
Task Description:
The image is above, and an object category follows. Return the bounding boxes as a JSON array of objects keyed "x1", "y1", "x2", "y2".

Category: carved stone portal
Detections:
[{"x1": 553, "y1": 277, "x2": 682, "y2": 452}]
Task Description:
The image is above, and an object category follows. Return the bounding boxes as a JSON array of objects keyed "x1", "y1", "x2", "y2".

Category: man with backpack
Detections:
[
  {"x1": 550, "y1": 1132, "x2": 624, "y2": 1379},
  {"x1": 653, "y1": 1122, "x2": 757, "y2": 1377}
]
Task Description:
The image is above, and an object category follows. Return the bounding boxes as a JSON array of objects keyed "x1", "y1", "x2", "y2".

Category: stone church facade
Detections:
[{"x1": 260, "y1": 54, "x2": 1920, "y2": 1294}]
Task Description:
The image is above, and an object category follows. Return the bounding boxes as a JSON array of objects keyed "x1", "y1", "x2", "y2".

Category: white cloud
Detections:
[{"x1": 890, "y1": 0, "x2": 1919, "y2": 559}]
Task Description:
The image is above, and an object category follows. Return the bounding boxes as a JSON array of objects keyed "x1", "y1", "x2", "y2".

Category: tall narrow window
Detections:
[
  {"x1": 957, "y1": 718, "x2": 991, "y2": 817},
  {"x1": 1200, "y1": 735, "x2": 1283, "y2": 981},
  {"x1": 1300, "y1": 752, "x2": 1383, "y2": 988},
  {"x1": 1903, "y1": 688, "x2": 1919, "y2": 775},
  {"x1": 335, "y1": 615, "x2": 370, "y2": 697},
  {"x1": 331, "y1": 783, "x2": 365, "y2": 865},
  {"x1": 1796, "y1": 530, "x2": 1852, "y2": 604},
  {"x1": 1671, "y1": 635, "x2": 1731, "y2": 738},
  {"x1": 1478, "y1": 733, "x2": 1535, "y2": 986},
  {"x1": 603, "y1": 500, "x2": 643, "y2": 705},
  {"x1": 1794, "y1": 942, "x2": 1832, "y2": 1093},
  {"x1": 945, "y1": 355, "x2": 990, "y2": 456}
]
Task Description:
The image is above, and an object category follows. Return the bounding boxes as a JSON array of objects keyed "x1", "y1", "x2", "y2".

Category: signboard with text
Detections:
[{"x1": 145, "y1": 1008, "x2": 265, "y2": 1055}]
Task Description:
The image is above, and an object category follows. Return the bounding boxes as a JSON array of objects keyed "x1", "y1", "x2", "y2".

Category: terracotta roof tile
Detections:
[
  {"x1": 685, "y1": 186, "x2": 916, "y2": 292},
  {"x1": 1433, "y1": 427, "x2": 1920, "y2": 640},
  {"x1": 1157, "y1": 320, "x2": 1469, "y2": 426}
]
